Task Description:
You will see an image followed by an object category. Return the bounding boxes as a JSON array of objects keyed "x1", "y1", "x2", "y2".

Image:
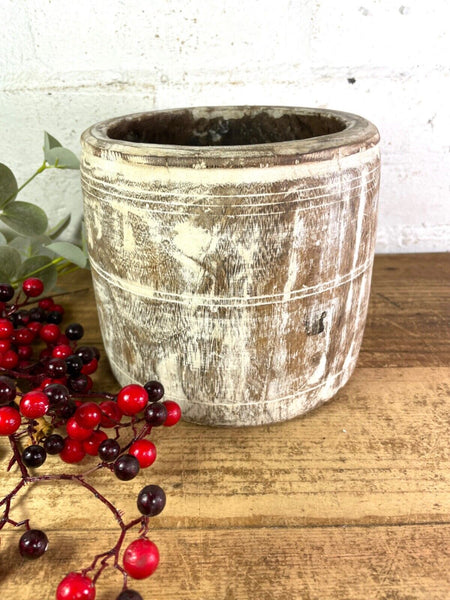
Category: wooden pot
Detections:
[{"x1": 80, "y1": 106, "x2": 380, "y2": 426}]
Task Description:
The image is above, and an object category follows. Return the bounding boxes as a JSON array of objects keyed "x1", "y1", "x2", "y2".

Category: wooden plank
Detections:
[
  {"x1": 2, "y1": 367, "x2": 448, "y2": 530},
  {"x1": 1, "y1": 525, "x2": 449, "y2": 599},
  {"x1": 0, "y1": 253, "x2": 448, "y2": 599}
]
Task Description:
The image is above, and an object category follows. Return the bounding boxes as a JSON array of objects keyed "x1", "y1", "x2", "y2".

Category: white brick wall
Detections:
[{"x1": 1, "y1": 0, "x2": 448, "y2": 252}]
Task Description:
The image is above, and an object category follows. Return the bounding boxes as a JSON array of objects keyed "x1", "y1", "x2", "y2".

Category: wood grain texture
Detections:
[
  {"x1": 0, "y1": 252, "x2": 449, "y2": 599},
  {"x1": 81, "y1": 106, "x2": 381, "y2": 425}
]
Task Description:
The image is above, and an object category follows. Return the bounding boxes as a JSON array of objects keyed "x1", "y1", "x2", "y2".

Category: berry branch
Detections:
[{"x1": 0, "y1": 278, "x2": 181, "y2": 600}]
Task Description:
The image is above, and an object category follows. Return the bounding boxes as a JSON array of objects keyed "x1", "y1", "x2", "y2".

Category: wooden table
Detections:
[{"x1": 1, "y1": 253, "x2": 449, "y2": 599}]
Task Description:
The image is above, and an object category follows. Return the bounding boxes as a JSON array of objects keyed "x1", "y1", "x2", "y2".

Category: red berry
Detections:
[
  {"x1": 56, "y1": 334, "x2": 71, "y2": 346},
  {"x1": 40, "y1": 324, "x2": 60, "y2": 343},
  {"x1": 52, "y1": 344, "x2": 73, "y2": 359},
  {"x1": 18, "y1": 345, "x2": 33, "y2": 360},
  {"x1": 22, "y1": 278, "x2": 44, "y2": 298},
  {"x1": 51, "y1": 304, "x2": 64, "y2": 314},
  {"x1": 83, "y1": 430, "x2": 107, "y2": 456},
  {"x1": 56, "y1": 572, "x2": 95, "y2": 600},
  {"x1": 162, "y1": 400, "x2": 181, "y2": 426},
  {"x1": 38, "y1": 297, "x2": 54, "y2": 310},
  {"x1": 0, "y1": 406, "x2": 21, "y2": 435},
  {"x1": 117, "y1": 385, "x2": 148, "y2": 416},
  {"x1": 20, "y1": 391, "x2": 49, "y2": 419},
  {"x1": 75, "y1": 402, "x2": 101, "y2": 429},
  {"x1": 81, "y1": 358, "x2": 98, "y2": 375},
  {"x1": 129, "y1": 439, "x2": 157, "y2": 468},
  {"x1": 0, "y1": 339, "x2": 11, "y2": 352},
  {"x1": 12, "y1": 327, "x2": 35, "y2": 345},
  {"x1": 0, "y1": 318, "x2": 13, "y2": 339},
  {"x1": 60, "y1": 438, "x2": 86, "y2": 464},
  {"x1": 27, "y1": 321, "x2": 42, "y2": 334},
  {"x1": 66, "y1": 416, "x2": 93, "y2": 441},
  {"x1": 99, "y1": 400, "x2": 122, "y2": 428},
  {"x1": 123, "y1": 538, "x2": 159, "y2": 579},
  {"x1": 1, "y1": 350, "x2": 19, "y2": 369}
]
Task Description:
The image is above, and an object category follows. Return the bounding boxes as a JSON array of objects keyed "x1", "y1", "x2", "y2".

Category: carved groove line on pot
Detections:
[
  {"x1": 89, "y1": 254, "x2": 373, "y2": 307},
  {"x1": 107, "y1": 352, "x2": 355, "y2": 407},
  {"x1": 80, "y1": 164, "x2": 379, "y2": 206}
]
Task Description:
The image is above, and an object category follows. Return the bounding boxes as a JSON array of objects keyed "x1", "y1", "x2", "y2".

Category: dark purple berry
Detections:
[
  {"x1": 98, "y1": 439, "x2": 120, "y2": 462},
  {"x1": 144, "y1": 380, "x2": 164, "y2": 402},
  {"x1": 75, "y1": 346, "x2": 95, "y2": 365},
  {"x1": 22, "y1": 445, "x2": 47, "y2": 468},
  {"x1": 116, "y1": 591, "x2": 143, "y2": 600},
  {"x1": 29, "y1": 307, "x2": 46, "y2": 322},
  {"x1": 65, "y1": 354, "x2": 83, "y2": 377},
  {"x1": 91, "y1": 346, "x2": 100, "y2": 360},
  {"x1": 144, "y1": 402, "x2": 167, "y2": 426},
  {"x1": 68, "y1": 374, "x2": 89, "y2": 393},
  {"x1": 43, "y1": 383, "x2": 69, "y2": 406},
  {"x1": 0, "y1": 283, "x2": 14, "y2": 302},
  {"x1": 0, "y1": 376, "x2": 16, "y2": 405},
  {"x1": 45, "y1": 358, "x2": 67, "y2": 378},
  {"x1": 65, "y1": 323, "x2": 84, "y2": 341},
  {"x1": 57, "y1": 400, "x2": 77, "y2": 420},
  {"x1": 46, "y1": 311, "x2": 63, "y2": 325},
  {"x1": 16, "y1": 309, "x2": 30, "y2": 326},
  {"x1": 43, "y1": 434, "x2": 65, "y2": 455},
  {"x1": 114, "y1": 454, "x2": 140, "y2": 481},
  {"x1": 19, "y1": 529, "x2": 48, "y2": 559},
  {"x1": 137, "y1": 484, "x2": 166, "y2": 517}
]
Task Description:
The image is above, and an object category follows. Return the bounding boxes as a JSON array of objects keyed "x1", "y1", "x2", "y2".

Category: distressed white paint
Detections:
[{"x1": 0, "y1": 0, "x2": 448, "y2": 252}]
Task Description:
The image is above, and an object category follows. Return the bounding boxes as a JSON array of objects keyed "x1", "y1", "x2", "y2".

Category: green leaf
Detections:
[
  {"x1": 46, "y1": 241, "x2": 87, "y2": 268},
  {"x1": 47, "y1": 213, "x2": 71, "y2": 239},
  {"x1": 0, "y1": 201, "x2": 48, "y2": 236},
  {"x1": 0, "y1": 163, "x2": 18, "y2": 208},
  {"x1": 0, "y1": 246, "x2": 21, "y2": 280},
  {"x1": 17, "y1": 255, "x2": 57, "y2": 292},
  {"x1": 43, "y1": 131, "x2": 62, "y2": 160},
  {"x1": 0, "y1": 232, "x2": 8, "y2": 246},
  {"x1": 46, "y1": 147, "x2": 80, "y2": 170},
  {"x1": 9, "y1": 235, "x2": 50, "y2": 259}
]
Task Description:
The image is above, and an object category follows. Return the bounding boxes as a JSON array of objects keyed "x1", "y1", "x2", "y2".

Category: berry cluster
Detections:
[{"x1": 0, "y1": 279, "x2": 181, "y2": 600}]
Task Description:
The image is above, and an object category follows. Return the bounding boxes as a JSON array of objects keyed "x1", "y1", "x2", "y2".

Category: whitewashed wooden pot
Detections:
[{"x1": 80, "y1": 106, "x2": 380, "y2": 426}]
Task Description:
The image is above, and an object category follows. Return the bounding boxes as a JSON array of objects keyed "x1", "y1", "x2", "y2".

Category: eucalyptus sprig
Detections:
[{"x1": 0, "y1": 133, "x2": 87, "y2": 292}]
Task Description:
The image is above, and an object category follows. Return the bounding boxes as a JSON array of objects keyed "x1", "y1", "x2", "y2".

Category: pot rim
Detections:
[{"x1": 81, "y1": 105, "x2": 379, "y2": 168}]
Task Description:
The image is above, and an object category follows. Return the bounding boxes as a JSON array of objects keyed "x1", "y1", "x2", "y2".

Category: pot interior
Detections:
[{"x1": 107, "y1": 108, "x2": 347, "y2": 147}]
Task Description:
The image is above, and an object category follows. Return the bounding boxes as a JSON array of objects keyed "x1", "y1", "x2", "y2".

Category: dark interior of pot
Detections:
[{"x1": 107, "y1": 108, "x2": 347, "y2": 147}]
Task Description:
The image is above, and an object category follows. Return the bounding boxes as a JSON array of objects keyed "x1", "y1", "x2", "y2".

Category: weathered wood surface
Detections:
[
  {"x1": 81, "y1": 106, "x2": 380, "y2": 426},
  {"x1": 0, "y1": 253, "x2": 449, "y2": 599}
]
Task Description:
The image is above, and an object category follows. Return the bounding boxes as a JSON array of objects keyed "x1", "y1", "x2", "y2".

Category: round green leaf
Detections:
[
  {"x1": 0, "y1": 246, "x2": 21, "y2": 280},
  {"x1": 0, "y1": 163, "x2": 18, "y2": 208},
  {"x1": 46, "y1": 147, "x2": 80, "y2": 170},
  {"x1": 46, "y1": 241, "x2": 87, "y2": 268},
  {"x1": 17, "y1": 255, "x2": 57, "y2": 293},
  {"x1": 0, "y1": 201, "x2": 48, "y2": 236}
]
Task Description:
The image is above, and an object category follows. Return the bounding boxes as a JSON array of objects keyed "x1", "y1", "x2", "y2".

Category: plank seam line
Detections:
[
  {"x1": 89, "y1": 256, "x2": 373, "y2": 307},
  {"x1": 18, "y1": 521, "x2": 450, "y2": 534}
]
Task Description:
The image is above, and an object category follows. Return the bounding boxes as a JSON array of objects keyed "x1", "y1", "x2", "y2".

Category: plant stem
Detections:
[
  {"x1": 4, "y1": 161, "x2": 48, "y2": 206},
  {"x1": 10, "y1": 257, "x2": 65, "y2": 285}
]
